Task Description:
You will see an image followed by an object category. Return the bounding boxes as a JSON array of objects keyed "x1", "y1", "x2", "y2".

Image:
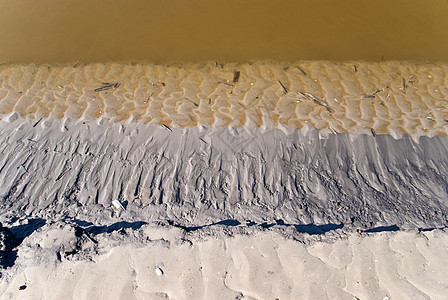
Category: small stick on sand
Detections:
[
  {"x1": 362, "y1": 89, "x2": 384, "y2": 99},
  {"x1": 371, "y1": 128, "x2": 376, "y2": 137},
  {"x1": 217, "y1": 81, "x2": 233, "y2": 87},
  {"x1": 298, "y1": 91, "x2": 332, "y2": 113},
  {"x1": 161, "y1": 124, "x2": 172, "y2": 132},
  {"x1": 94, "y1": 82, "x2": 121, "y2": 92},
  {"x1": 82, "y1": 232, "x2": 98, "y2": 245},
  {"x1": 186, "y1": 99, "x2": 199, "y2": 107},
  {"x1": 297, "y1": 66, "x2": 307, "y2": 75},
  {"x1": 33, "y1": 118, "x2": 42, "y2": 127},
  {"x1": 278, "y1": 81, "x2": 288, "y2": 94},
  {"x1": 233, "y1": 71, "x2": 240, "y2": 83}
]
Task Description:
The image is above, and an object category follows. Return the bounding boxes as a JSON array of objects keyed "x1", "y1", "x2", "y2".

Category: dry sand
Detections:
[
  {"x1": 1, "y1": 224, "x2": 448, "y2": 300},
  {"x1": 1, "y1": 61, "x2": 448, "y2": 299}
]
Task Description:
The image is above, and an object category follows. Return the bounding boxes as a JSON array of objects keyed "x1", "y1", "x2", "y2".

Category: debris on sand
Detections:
[
  {"x1": 155, "y1": 267, "x2": 164, "y2": 276},
  {"x1": 298, "y1": 91, "x2": 332, "y2": 113},
  {"x1": 112, "y1": 200, "x2": 126, "y2": 212},
  {"x1": 94, "y1": 82, "x2": 121, "y2": 92},
  {"x1": 233, "y1": 71, "x2": 240, "y2": 83}
]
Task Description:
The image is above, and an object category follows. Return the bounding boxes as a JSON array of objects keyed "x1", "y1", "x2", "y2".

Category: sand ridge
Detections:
[{"x1": 1, "y1": 61, "x2": 448, "y2": 136}]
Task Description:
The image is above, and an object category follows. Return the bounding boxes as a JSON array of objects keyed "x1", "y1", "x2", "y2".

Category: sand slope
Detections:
[{"x1": 0, "y1": 116, "x2": 447, "y2": 230}]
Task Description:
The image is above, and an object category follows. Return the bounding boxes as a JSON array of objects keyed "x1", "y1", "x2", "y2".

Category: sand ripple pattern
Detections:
[
  {"x1": 2, "y1": 224, "x2": 447, "y2": 299},
  {"x1": 1, "y1": 61, "x2": 448, "y2": 135}
]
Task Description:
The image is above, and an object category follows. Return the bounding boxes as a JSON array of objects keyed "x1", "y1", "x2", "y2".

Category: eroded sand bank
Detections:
[{"x1": 0, "y1": 116, "x2": 447, "y2": 229}]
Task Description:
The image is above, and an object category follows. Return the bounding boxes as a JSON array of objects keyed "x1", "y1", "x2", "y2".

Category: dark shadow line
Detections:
[
  {"x1": 84, "y1": 221, "x2": 148, "y2": 235},
  {"x1": 1, "y1": 218, "x2": 46, "y2": 268},
  {"x1": 178, "y1": 218, "x2": 344, "y2": 235},
  {"x1": 364, "y1": 225, "x2": 400, "y2": 233}
]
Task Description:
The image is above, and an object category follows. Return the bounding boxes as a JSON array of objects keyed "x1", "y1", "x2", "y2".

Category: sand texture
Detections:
[
  {"x1": 1, "y1": 61, "x2": 448, "y2": 136},
  {"x1": 1, "y1": 222, "x2": 447, "y2": 300},
  {"x1": 1, "y1": 61, "x2": 448, "y2": 299},
  {"x1": 1, "y1": 116, "x2": 448, "y2": 230}
]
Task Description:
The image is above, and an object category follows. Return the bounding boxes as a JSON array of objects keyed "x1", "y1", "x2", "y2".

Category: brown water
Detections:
[{"x1": 0, "y1": 0, "x2": 447, "y2": 63}]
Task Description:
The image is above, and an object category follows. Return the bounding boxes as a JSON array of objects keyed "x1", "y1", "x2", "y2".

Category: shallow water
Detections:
[{"x1": 0, "y1": 0, "x2": 447, "y2": 63}]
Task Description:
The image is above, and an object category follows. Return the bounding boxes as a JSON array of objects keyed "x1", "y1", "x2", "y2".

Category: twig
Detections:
[
  {"x1": 83, "y1": 232, "x2": 98, "y2": 245},
  {"x1": 217, "y1": 81, "x2": 233, "y2": 87},
  {"x1": 297, "y1": 66, "x2": 307, "y2": 75},
  {"x1": 402, "y1": 78, "x2": 407, "y2": 92},
  {"x1": 278, "y1": 81, "x2": 288, "y2": 94},
  {"x1": 233, "y1": 71, "x2": 240, "y2": 83},
  {"x1": 298, "y1": 91, "x2": 332, "y2": 113},
  {"x1": 186, "y1": 98, "x2": 198, "y2": 107},
  {"x1": 33, "y1": 118, "x2": 42, "y2": 127},
  {"x1": 94, "y1": 82, "x2": 121, "y2": 92},
  {"x1": 362, "y1": 89, "x2": 384, "y2": 99},
  {"x1": 161, "y1": 124, "x2": 172, "y2": 132}
]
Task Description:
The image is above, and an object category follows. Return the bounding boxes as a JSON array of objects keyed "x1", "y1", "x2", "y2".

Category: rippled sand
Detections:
[{"x1": 0, "y1": 61, "x2": 447, "y2": 136}]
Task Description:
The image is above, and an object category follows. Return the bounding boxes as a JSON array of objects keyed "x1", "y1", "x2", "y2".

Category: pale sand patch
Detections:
[
  {"x1": 1, "y1": 61, "x2": 447, "y2": 136},
  {"x1": 0, "y1": 226, "x2": 447, "y2": 300}
]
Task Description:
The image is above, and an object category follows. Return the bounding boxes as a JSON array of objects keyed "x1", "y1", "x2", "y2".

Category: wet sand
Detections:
[{"x1": 1, "y1": 61, "x2": 448, "y2": 137}]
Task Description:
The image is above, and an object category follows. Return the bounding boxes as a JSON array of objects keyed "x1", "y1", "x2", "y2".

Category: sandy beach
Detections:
[{"x1": 1, "y1": 61, "x2": 448, "y2": 299}]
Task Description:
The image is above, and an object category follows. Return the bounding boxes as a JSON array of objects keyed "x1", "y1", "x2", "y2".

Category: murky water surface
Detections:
[{"x1": 0, "y1": 0, "x2": 447, "y2": 63}]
